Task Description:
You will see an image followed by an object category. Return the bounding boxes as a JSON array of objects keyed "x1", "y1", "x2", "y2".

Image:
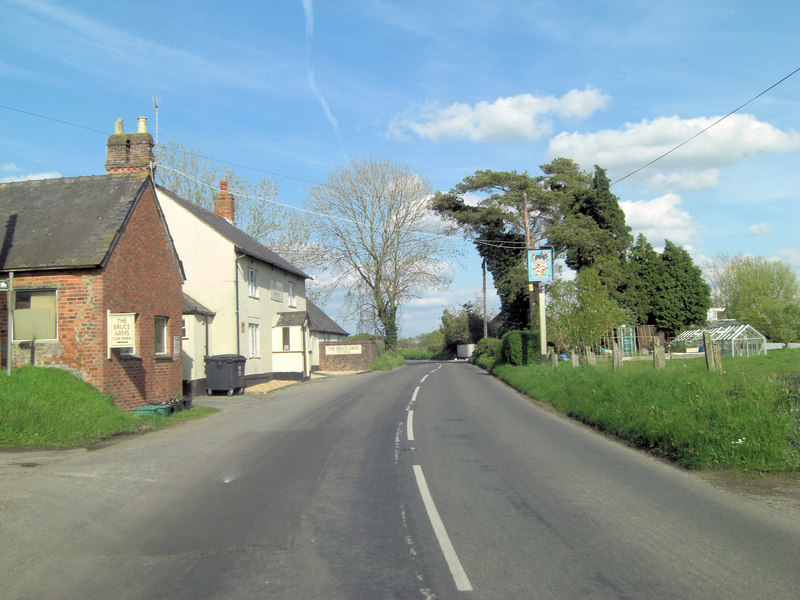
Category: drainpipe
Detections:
[
  {"x1": 6, "y1": 271, "x2": 12, "y2": 376},
  {"x1": 234, "y1": 252, "x2": 241, "y2": 355}
]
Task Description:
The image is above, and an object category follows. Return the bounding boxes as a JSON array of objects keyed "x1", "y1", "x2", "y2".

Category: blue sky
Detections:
[{"x1": 2, "y1": 0, "x2": 798, "y2": 337}]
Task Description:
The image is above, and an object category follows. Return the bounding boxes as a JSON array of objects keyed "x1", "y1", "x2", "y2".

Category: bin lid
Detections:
[{"x1": 204, "y1": 354, "x2": 246, "y2": 362}]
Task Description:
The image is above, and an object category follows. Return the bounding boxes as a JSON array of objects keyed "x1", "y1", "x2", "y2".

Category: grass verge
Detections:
[
  {"x1": 0, "y1": 366, "x2": 217, "y2": 449},
  {"x1": 371, "y1": 350, "x2": 406, "y2": 371},
  {"x1": 491, "y1": 349, "x2": 800, "y2": 472}
]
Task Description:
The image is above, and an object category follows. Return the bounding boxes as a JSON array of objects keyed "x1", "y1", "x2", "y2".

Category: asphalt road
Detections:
[{"x1": 1, "y1": 361, "x2": 798, "y2": 599}]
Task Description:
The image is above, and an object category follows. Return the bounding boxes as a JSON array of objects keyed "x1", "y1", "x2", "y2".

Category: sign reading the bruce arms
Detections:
[
  {"x1": 108, "y1": 312, "x2": 136, "y2": 348},
  {"x1": 324, "y1": 344, "x2": 362, "y2": 356}
]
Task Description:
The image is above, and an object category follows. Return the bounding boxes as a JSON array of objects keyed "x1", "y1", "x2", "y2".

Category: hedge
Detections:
[{"x1": 500, "y1": 330, "x2": 541, "y2": 366}]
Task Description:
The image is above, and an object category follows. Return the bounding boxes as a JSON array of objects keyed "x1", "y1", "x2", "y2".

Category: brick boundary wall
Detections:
[{"x1": 318, "y1": 340, "x2": 378, "y2": 372}]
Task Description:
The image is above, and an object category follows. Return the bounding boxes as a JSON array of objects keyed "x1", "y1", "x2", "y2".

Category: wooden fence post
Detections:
[
  {"x1": 547, "y1": 347, "x2": 558, "y2": 367},
  {"x1": 703, "y1": 331, "x2": 721, "y2": 372},
  {"x1": 585, "y1": 348, "x2": 596, "y2": 366},
  {"x1": 612, "y1": 341, "x2": 622, "y2": 371},
  {"x1": 653, "y1": 338, "x2": 666, "y2": 369}
]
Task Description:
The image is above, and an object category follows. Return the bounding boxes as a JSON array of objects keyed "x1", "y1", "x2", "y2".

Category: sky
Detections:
[{"x1": 1, "y1": 0, "x2": 798, "y2": 338}]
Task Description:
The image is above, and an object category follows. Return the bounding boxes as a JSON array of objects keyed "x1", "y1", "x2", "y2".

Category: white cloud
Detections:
[
  {"x1": 390, "y1": 87, "x2": 610, "y2": 143},
  {"x1": 0, "y1": 171, "x2": 62, "y2": 183},
  {"x1": 619, "y1": 194, "x2": 701, "y2": 248},
  {"x1": 774, "y1": 248, "x2": 800, "y2": 270},
  {"x1": 547, "y1": 113, "x2": 800, "y2": 192},
  {"x1": 748, "y1": 222, "x2": 771, "y2": 236},
  {"x1": 1, "y1": 163, "x2": 20, "y2": 172}
]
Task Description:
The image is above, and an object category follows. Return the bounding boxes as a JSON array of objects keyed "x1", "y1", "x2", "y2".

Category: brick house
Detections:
[{"x1": 0, "y1": 118, "x2": 184, "y2": 408}]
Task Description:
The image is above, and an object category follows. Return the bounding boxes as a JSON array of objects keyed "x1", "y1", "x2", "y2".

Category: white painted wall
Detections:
[{"x1": 158, "y1": 189, "x2": 310, "y2": 381}]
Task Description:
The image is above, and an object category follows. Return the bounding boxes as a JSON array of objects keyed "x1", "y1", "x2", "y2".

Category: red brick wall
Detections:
[
  {"x1": 318, "y1": 341, "x2": 378, "y2": 372},
  {"x1": 0, "y1": 178, "x2": 183, "y2": 409},
  {"x1": 100, "y1": 180, "x2": 183, "y2": 408}
]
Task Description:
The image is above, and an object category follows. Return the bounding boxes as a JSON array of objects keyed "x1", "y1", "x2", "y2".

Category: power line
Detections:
[
  {"x1": 0, "y1": 105, "x2": 108, "y2": 135},
  {"x1": 611, "y1": 66, "x2": 800, "y2": 186}
]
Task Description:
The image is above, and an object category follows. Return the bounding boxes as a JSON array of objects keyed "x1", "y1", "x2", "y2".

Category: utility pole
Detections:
[
  {"x1": 521, "y1": 191, "x2": 535, "y2": 330},
  {"x1": 482, "y1": 258, "x2": 488, "y2": 339}
]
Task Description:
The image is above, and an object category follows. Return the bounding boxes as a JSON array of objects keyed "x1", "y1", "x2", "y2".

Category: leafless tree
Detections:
[
  {"x1": 305, "y1": 158, "x2": 454, "y2": 349},
  {"x1": 156, "y1": 140, "x2": 316, "y2": 273}
]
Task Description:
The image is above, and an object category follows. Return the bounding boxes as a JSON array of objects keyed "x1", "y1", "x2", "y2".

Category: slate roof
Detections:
[
  {"x1": 275, "y1": 311, "x2": 308, "y2": 327},
  {"x1": 155, "y1": 185, "x2": 309, "y2": 280},
  {"x1": 182, "y1": 292, "x2": 215, "y2": 316},
  {"x1": 0, "y1": 174, "x2": 150, "y2": 271},
  {"x1": 307, "y1": 299, "x2": 349, "y2": 336}
]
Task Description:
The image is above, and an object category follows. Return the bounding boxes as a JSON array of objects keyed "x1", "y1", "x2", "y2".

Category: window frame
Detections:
[
  {"x1": 282, "y1": 326, "x2": 291, "y2": 351},
  {"x1": 12, "y1": 288, "x2": 57, "y2": 341},
  {"x1": 248, "y1": 323, "x2": 260, "y2": 358},
  {"x1": 154, "y1": 316, "x2": 169, "y2": 356},
  {"x1": 248, "y1": 268, "x2": 258, "y2": 298},
  {"x1": 288, "y1": 282, "x2": 296, "y2": 308}
]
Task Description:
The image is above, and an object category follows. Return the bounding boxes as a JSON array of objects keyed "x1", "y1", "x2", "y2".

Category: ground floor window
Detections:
[
  {"x1": 249, "y1": 323, "x2": 260, "y2": 357},
  {"x1": 282, "y1": 326, "x2": 291, "y2": 351},
  {"x1": 154, "y1": 316, "x2": 168, "y2": 355},
  {"x1": 13, "y1": 289, "x2": 57, "y2": 340}
]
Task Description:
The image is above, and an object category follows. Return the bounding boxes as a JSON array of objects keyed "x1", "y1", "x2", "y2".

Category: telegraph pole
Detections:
[
  {"x1": 521, "y1": 191, "x2": 535, "y2": 330},
  {"x1": 482, "y1": 258, "x2": 488, "y2": 338}
]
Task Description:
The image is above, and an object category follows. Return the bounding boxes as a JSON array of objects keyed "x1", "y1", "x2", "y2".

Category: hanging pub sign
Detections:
[
  {"x1": 107, "y1": 311, "x2": 136, "y2": 358},
  {"x1": 527, "y1": 248, "x2": 553, "y2": 282}
]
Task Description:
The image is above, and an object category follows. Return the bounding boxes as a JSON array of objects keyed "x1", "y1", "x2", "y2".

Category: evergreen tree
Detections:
[
  {"x1": 431, "y1": 160, "x2": 590, "y2": 331},
  {"x1": 548, "y1": 165, "x2": 632, "y2": 298},
  {"x1": 651, "y1": 240, "x2": 711, "y2": 336},
  {"x1": 624, "y1": 234, "x2": 661, "y2": 324}
]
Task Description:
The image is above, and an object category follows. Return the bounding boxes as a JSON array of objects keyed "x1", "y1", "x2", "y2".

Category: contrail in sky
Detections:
[{"x1": 303, "y1": 0, "x2": 347, "y2": 158}]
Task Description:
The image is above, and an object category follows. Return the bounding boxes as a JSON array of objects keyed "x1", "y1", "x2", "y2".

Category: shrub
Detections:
[
  {"x1": 399, "y1": 347, "x2": 436, "y2": 360},
  {"x1": 471, "y1": 337, "x2": 502, "y2": 371},
  {"x1": 500, "y1": 330, "x2": 541, "y2": 366},
  {"x1": 371, "y1": 350, "x2": 405, "y2": 371}
]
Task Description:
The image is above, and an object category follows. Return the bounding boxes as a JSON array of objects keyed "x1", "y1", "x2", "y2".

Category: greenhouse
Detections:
[{"x1": 672, "y1": 321, "x2": 767, "y2": 357}]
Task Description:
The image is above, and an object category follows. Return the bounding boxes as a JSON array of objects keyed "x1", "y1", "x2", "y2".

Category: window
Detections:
[
  {"x1": 282, "y1": 327, "x2": 290, "y2": 351},
  {"x1": 249, "y1": 323, "x2": 260, "y2": 357},
  {"x1": 271, "y1": 279, "x2": 284, "y2": 302},
  {"x1": 181, "y1": 317, "x2": 188, "y2": 340},
  {"x1": 288, "y1": 282, "x2": 296, "y2": 308},
  {"x1": 248, "y1": 268, "x2": 258, "y2": 298},
  {"x1": 13, "y1": 289, "x2": 57, "y2": 340},
  {"x1": 154, "y1": 316, "x2": 168, "y2": 355}
]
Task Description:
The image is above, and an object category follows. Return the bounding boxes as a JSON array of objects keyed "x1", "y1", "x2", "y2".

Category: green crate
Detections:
[{"x1": 132, "y1": 404, "x2": 171, "y2": 417}]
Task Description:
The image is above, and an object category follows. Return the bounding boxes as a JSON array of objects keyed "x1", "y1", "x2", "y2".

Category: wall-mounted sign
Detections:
[
  {"x1": 527, "y1": 248, "x2": 553, "y2": 283},
  {"x1": 173, "y1": 336, "x2": 181, "y2": 361},
  {"x1": 0, "y1": 280, "x2": 8, "y2": 291},
  {"x1": 325, "y1": 344, "x2": 362, "y2": 355},
  {"x1": 108, "y1": 312, "x2": 136, "y2": 358}
]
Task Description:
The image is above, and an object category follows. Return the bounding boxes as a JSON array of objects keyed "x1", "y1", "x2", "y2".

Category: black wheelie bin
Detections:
[{"x1": 204, "y1": 354, "x2": 246, "y2": 396}]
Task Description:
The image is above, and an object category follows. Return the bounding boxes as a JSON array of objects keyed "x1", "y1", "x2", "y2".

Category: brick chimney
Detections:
[
  {"x1": 105, "y1": 117, "x2": 155, "y2": 175},
  {"x1": 213, "y1": 180, "x2": 235, "y2": 224}
]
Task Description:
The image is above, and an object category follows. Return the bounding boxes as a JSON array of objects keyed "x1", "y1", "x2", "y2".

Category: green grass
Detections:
[
  {"x1": 492, "y1": 348, "x2": 800, "y2": 472},
  {"x1": 0, "y1": 366, "x2": 217, "y2": 448},
  {"x1": 371, "y1": 350, "x2": 406, "y2": 371},
  {"x1": 398, "y1": 347, "x2": 453, "y2": 361}
]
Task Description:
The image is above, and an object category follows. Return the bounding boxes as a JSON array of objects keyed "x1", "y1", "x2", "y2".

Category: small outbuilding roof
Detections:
[
  {"x1": 182, "y1": 292, "x2": 215, "y2": 316},
  {"x1": 0, "y1": 174, "x2": 152, "y2": 271},
  {"x1": 275, "y1": 312, "x2": 308, "y2": 327},
  {"x1": 307, "y1": 299, "x2": 349, "y2": 336}
]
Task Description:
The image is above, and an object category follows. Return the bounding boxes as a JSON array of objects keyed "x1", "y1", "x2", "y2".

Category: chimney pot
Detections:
[
  {"x1": 137, "y1": 116, "x2": 147, "y2": 133},
  {"x1": 114, "y1": 118, "x2": 124, "y2": 134},
  {"x1": 220, "y1": 179, "x2": 228, "y2": 193}
]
